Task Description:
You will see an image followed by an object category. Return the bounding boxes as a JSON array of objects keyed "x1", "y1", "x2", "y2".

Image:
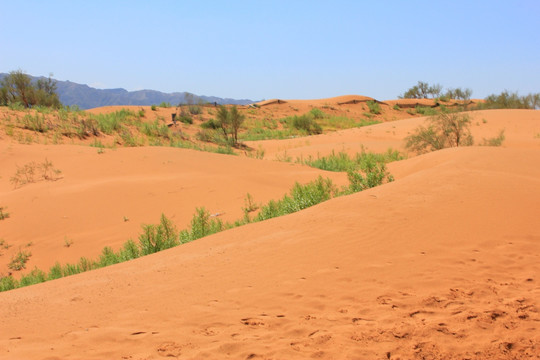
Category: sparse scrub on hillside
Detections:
[{"x1": 405, "y1": 112, "x2": 474, "y2": 153}]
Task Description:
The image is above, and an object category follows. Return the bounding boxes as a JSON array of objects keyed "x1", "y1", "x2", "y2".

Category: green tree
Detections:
[{"x1": 216, "y1": 105, "x2": 245, "y2": 146}]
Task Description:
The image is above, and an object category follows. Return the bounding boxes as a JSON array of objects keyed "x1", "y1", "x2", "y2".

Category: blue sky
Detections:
[{"x1": 1, "y1": 0, "x2": 539, "y2": 101}]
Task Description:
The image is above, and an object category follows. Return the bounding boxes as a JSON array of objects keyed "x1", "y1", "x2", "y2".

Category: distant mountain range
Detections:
[{"x1": 0, "y1": 73, "x2": 254, "y2": 109}]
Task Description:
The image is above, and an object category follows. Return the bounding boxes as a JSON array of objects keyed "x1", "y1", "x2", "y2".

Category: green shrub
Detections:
[
  {"x1": 256, "y1": 177, "x2": 336, "y2": 221},
  {"x1": 290, "y1": 114, "x2": 322, "y2": 135},
  {"x1": 159, "y1": 102, "x2": 171, "y2": 108},
  {"x1": 201, "y1": 119, "x2": 220, "y2": 129},
  {"x1": 138, "y1": 214, "x2": 179, "y2": 255},
  {"x1": 151, "y1": 105, "x2": 157, "y2": 111},
  {"x1": 179, "y1": 113, "x2": 193, "y2": 124},
  {"x1": 8, "y1": 250, "x2": 31, "y2": 271},
  {"x1": 0, "y1": 206, "x2": 9, "y2": 220},
  {"x1": 19, "y1": 268, "x2": 47, "y2": 287},
  {"x1": 405, "y1": 112, "x2": 474, "y2": 153},
  {"x1": 415, "y1": 106, "x2": 439, "y2": 116},
  {"x1": 98, "y1": 247, "x2": 119, "y2": 267},
  {"x1": 366, "y1": 100, "x2": 381, "y2": 115},
  {"x1": 479, "y1": 91, "x2": 540, "y2": 109},
  {"x1": 0, "y1": 276, "x2": 17, "y2": 292},
  {"x1": 481, "y1": 130, "x2": 505, "y2": 146},
  {"x1": 20, "y1": 113, "x2": 48, "y2": 132},
  {"x1": 118, "y1": 239, "x2": 140, "y2": 261},
  {"x1": 180, "y1": 208, "x2": 224, "y2": 243},
  {"x1": 299, "y1": 149, "x2": 404, "y2": 172},
  {"x1": 189, "y1": 105, "x2": 202, "y2": 115},
  {"x1": 48, "y1": 262, "x2": 63, "y2": 280},
  {"x1": 346, "y1": 159, "x2": 393, "y2": 193},
  {"x1": 309, "y1": 108, "x2": 326, "y2": 119}
]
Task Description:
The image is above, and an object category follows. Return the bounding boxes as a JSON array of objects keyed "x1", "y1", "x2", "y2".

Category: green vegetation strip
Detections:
[{"x1": 0, "y1": 151, "x2": 399, "y2": 292}]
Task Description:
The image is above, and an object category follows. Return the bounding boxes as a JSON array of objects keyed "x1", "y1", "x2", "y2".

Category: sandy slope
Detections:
[
  {"x1": 0, "y1": 107, "x2": 539, "y2": 359},
  {"x1": 1, "y1": 145, "x2": 538, "y2": 359},
  {"x1": 0, "y1": 144, "x2": 347, "y2": 272}
]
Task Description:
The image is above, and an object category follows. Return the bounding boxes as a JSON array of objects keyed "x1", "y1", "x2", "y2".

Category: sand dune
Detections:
[
  {"x1": 0, "y1": 143, "x2": 347, "y2": 272},
  {"x1": 1, "y1": 106, "x2": 539, "y2": 359},
  {"x1": 1, "y1": 145, "x2": 539, "y2": 359}
]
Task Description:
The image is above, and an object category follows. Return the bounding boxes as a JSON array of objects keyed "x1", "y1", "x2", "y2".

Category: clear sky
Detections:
[{"x1": 1, "y1": 0, "x2": 539, "y2": 101}]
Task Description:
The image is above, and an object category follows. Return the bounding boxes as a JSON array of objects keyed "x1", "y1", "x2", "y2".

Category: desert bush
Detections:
[
  {"x1": 138, "y1": 214, "x2": 179, "y2": 255},
  {"x1": 10, "y1": 158, "x2": 62, "y2": 188},
  {"x1": 117, "y1": 239, "x2": 140, "y2": 261},
  {"x1": 19, "y1": 268, "x2": 47, "y2": 287},
  {"x1": 19, "y1": 113, "x2": 48, "y2": 132},
  {"x1": 0, "y1": 207, "x2": 9, "y2": 220},
  {"x1": 47, "y1": 262, "x2": 63, "y2": 280},
  {"x1": 299, "y1": 149, "x2": 404, "y2": 172},
  {"x1": 415, "y1": 106, "x2": 439, "y2": 116},
  {"x1": 180, "y1": 207, "x2": 224, "y2": 243},
  {"x1": 151, "y1": 105, "x2": 157, "y2": 111},
  {"x1": 479, "y1": 91, "x2": 540, "y2": 110},
  {"x1": 159, "y1": 102, "x2": 171, "y2": 108},
  {"x1": 256, "y1": 177, "x2": 336, "y2": 221},
  {"x1": 405, "y1": 112, "x2": 474, "y2": 153},
  {"x1": 366, "y1": 100, "x2": 381, "y2": 115},
  {"x1": 309, "y1": 108, "x2": 326, "y2": 119},
  {"x1": 0, "y1": 276, "x2": 17, "y2": 292},
  {"x1": 201, "y1": 118, "x2": 220, "y2": 129},
  {"x1": 8, "y1": 250, "x2": 31, "y2": 271},
  {"x1": 481, "y1": 130, "x2": 505, "y2": 146},
  {"x1": 346, "y1": 158, "x2": 394, "y2": 193},
  {"x1": 188, "y1": 105, "x2": 202, "y2": 115},
  {"x1": 290, "y1": 114, "x2": 322, "y2": 135}
]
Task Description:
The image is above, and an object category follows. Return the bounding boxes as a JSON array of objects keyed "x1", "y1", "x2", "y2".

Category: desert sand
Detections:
[{"x1": 0, "y1": 101, "x2": 539, "y2": 359}]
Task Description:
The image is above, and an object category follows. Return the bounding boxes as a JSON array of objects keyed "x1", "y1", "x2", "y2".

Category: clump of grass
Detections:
[
  {"x1": 8, "y1": 250, "x2": 31, "y2": 271},
  {"x1": 256, "y1": 177, "x2": 337, "y2": 221},
  {"x1": 297, "y1": 148, "x2": 404, "y2": 172},
  {"x1": 309, "y1": 108, "x2": 326, "y2": 119},
  {"x1": 151, "y1": 105, "x2": 157, "y2": 111},
  {"x1": 0, "y1": 207, "x2": 9, "y2": 220},
  {"x1": 159, "y1": 102, "x2": 171, "y2": 108},
  {"x1": 289, "y1": 114, "x2": 323, "y2": 135},
  {"x1": 367, "y1": 100, "x2": 381, "y2": 115},
  {"x1": 480, "y1": 129, "x2": 505, "y2": 146},
  {"x1": 10, "y1": 158, "x2": 62, "y2": 188}
]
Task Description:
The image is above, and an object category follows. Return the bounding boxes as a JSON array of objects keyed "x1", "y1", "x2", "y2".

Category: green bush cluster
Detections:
[
  {"x1": 1, "y1": 70, "x2": 61, "y2": 108},
  {"x1": 298, "y1": 148, "x2": 404, "y2": 172}
]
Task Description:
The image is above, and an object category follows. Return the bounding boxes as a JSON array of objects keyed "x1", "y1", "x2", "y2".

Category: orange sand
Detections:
[{"x1": 0, "y1": 104, "x2": 539, "y2": 359}]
